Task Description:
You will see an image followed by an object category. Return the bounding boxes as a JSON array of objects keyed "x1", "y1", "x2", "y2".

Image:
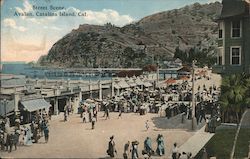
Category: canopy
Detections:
[
  {"x1": 165, "y1": 78, "x2": 176, "y2": 84},
  {"x1": 179, "y1": 76, "x2": 189, "y2": 81},
  {"x1": 0, "y1": 100, "x2": 15, "y2": 117},
  {"x1": 127, "y1": 78, "x2": 137, "y2": 87},
  {"x1": 118, "y1": 80, "x2": 130, "y2": 88},
  {"x1": 143, "y1": 82, "x2": 152, "y2": 87},
  {"x1": 135, "y1": 78, "x2": 144, "y2": 85},
  {"x1": 128, "y1": 82, "x2": 137, "y2": 87},
  {"x1": 21, "y1": 99, "x2": 51, "y2": 112},
  {"x1": 113, "y1": 83, "x2": 121, "y2": 89}
]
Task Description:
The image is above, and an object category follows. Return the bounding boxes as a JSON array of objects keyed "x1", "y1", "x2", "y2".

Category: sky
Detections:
[{"x1": 1, "y1": 0, "x2": 221, "y2": 62}]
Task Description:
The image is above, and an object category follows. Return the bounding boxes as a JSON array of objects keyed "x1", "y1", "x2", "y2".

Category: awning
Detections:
[
  {"x1": 128, "y1": 82, "x2": 137, "y2": 87},
  {"x1": 135, "y1": 78, "x2": 144, "y2": 85},
  {"x1": 21, "y1": 99, "x2": 51, "y2": 112},
  {"x1": 113, "y1": 83, "x2": 121, "y2": 89},
  {"x1": 143, "y1": 82, "x2": 152, "y2": 87},
  {"x1": 165, "y1": 78, "x2": 176, "y2": 85},
  {"x1": 0, "y1": 100, "x2": 15, "y2": 117},
  {"x1": 118, "y1": 81, "x2": 130, "y2": 88}
]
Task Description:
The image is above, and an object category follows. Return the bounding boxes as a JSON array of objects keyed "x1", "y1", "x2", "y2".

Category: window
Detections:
[
  {"x1": 218, "y1": 47, "x2": 224, "y2": 65},
  {"x1": 219, "y1": 30, "x2": 223, "y2": 39},
  {"x1": 230, "y1": 47, "x2": 241, "y2": 65},
  {"x1": 219, "y1": 22, "x2": 224, "y2": 39},
  {"x1": 231, "y1": 20, "x2": 241, "y2": 38}
]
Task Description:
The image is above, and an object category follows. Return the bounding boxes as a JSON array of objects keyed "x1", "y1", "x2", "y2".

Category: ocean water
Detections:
[{"x1": 2, "y1": 63, "x2": 177, "y2": 81}]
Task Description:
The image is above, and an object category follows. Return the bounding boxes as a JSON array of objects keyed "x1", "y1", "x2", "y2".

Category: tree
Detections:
[
  {"x1": 219, "y1": 74, "x2": 250, "y2": 123},
  {"x1": 174, "y1": 47, "x2": 187, "y2": 62},
  {"x1": 124, "y1": 47, "x2": 136, "y2": 67},
  {"x1": 142, "y1": 64, "x2": 157, "y2": 72}
]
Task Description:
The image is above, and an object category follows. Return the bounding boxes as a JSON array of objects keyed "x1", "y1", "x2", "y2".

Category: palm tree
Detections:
[{"x1": 219, "y1": 74, "x2": 250, "y2": 123}]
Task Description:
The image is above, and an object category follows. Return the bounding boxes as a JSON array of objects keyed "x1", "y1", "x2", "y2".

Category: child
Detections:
[
  {"x1": 92, "y1": 117, "x2": 96, "y2": 129},
  {"x1": 118, "y1": 109, "x2": 122, "y2": 119},
  {"x1": 145, "y1": 120, "x2": 149, "y2": 131}
]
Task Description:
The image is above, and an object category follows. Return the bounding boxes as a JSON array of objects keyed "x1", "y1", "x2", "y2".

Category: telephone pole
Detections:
[{"x1": 192, "y1": 60, "x2": 197, "y2": 130}]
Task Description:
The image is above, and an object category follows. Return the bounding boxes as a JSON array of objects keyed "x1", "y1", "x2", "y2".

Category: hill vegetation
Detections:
[{"x1": 38, "y1": 2, "x2": 222, "y2": 68}]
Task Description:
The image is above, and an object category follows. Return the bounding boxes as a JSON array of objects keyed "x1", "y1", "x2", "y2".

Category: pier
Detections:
[{"x1": 30, "y1": 66, "x2": 181, "y2": 79}]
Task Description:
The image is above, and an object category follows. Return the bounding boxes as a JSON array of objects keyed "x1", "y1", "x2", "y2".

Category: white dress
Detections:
[{"x1": 24, "y1": 128, "x2": 32, "y2": 146}]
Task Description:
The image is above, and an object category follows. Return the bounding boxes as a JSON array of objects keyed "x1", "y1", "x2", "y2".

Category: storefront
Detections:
[{"x1": 19, "y1": 98, "x2": 51, "y2": 124}]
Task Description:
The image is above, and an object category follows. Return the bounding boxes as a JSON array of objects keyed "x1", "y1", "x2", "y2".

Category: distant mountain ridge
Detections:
[{"x1": 38, "y1": 2, "x2": 222, "y2": 68}]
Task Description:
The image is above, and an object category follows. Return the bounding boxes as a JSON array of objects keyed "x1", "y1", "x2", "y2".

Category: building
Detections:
[
  {"x1": 213, "y1": 0, "x2": 250, "y2": 74},
  {"x1": 0, "y1": 73, "x2": 153, "y2": 125},
  {"x1": 177, "y1": 66, "x2": 191, "y2": 78}
]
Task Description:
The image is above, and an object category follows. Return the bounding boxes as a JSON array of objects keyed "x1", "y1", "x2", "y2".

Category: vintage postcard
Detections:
[{"x1": 1, "y1": 0, "x2": 250, "y2": 158}]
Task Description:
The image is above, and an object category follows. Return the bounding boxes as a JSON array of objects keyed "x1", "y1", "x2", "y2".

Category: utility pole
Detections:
[
  {"x1": 192, "y1": 60, "x2": 197, "y2": 130},
  {"x1": 156, "y1": 61, "x2": 159, "y2": 87}
]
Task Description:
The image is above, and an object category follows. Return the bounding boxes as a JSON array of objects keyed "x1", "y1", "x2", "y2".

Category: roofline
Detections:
[{"x1": 215, "y1": 13, "x2": 249, "y2": 21}]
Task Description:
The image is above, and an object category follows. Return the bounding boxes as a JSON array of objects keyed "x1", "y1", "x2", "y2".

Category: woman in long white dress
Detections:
[{"x1": 23, "y1": 126, "x2": 32, "y2": 146}]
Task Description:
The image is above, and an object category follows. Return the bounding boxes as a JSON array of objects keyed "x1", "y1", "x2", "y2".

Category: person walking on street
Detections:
[
  {"x1": 44, "y1": 125, "x2": 49, "y2": 143},
  {"x1": 199, "y1": 105, "x2": 206, "y2": 123},
  {"x1": 144, "y1": 137, "x2": 153, "y2": 157},
  {"x1": 88, "y1": 110, "x2": 92, "y2": 123},
  {"x1": 172, "y1": 143, "x2": 179, "y2": 159},
  {"x1": 91, "y1": 117, "x2": 96, "y2": 129},
  {"x1": 201, "y1": 148, "x2": 208, "y2": 159},
  {"x1": 123, "y1": 141, "x2": 130, "y2": 159},
  {"x1": 156, "y1": 134, "x2": 165, "y2": 156},
  {"x1": 145, "y1": 120, "x2": 149, "y2": 131},
  {"x1": 131, "y1": 141, "x2": 139, "y2": 159},
  {"x1": 93, "y1": 108, "x2": 98, "y2": 122},
  {"x1": 82, "y1": 112, "x2": 86, "y2": 123},
  {"x1": 107, "y1": 135, "x2": 117, "y2": 158},
  {"x1": 118, "y1": 109, "x2": 122, "y2": 119},
  {"x1": 106, "y1": 106, "x2": 110, "y2": 120},
  {"x1": 64, "y1": 111, "x2": 67, "y2": 122}
]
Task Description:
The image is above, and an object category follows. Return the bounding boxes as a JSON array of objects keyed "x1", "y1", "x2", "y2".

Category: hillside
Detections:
[{"x1": 38, "y1": 2, "x2": 222, "y2": 68}]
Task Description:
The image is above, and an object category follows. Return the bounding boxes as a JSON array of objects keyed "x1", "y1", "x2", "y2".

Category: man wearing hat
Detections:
[{"x1": 131, "y1": 140, "x2": 139, "y2": 159}]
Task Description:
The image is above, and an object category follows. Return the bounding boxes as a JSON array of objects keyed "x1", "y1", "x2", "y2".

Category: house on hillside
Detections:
[
  {"x1": 213, "y1": 0, "x2": 250, "y2": 74},
  {"x1": 164, "y1": 58, "x2": 183, "y2": 68}
]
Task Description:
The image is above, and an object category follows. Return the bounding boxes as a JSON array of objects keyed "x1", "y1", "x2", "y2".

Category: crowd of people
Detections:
[
  {"x1": 0, "y1": 70, "x2": 221, "y2": 158},
  {"x1": 75, "y1": 72, "x2": 221, "y2": 131},
  {"x1": 0, "y1": 109, "x2": 50, "y2": 153},
  {"x1": 106, "y1": 135, "x2": 196, "y2": 159}
]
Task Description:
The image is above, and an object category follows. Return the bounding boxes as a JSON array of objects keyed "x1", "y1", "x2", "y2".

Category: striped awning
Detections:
[{"x1": 21, "y1": 99, "x2": 51, "y2": 112}]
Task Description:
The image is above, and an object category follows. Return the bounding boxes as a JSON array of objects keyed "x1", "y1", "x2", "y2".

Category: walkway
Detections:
[
  {"x1": 1, "y1": 112, "x2": 193, "y2": 158},
  {"x1": 177, "y1": 125, "x2": 214, "y2": 157}
]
